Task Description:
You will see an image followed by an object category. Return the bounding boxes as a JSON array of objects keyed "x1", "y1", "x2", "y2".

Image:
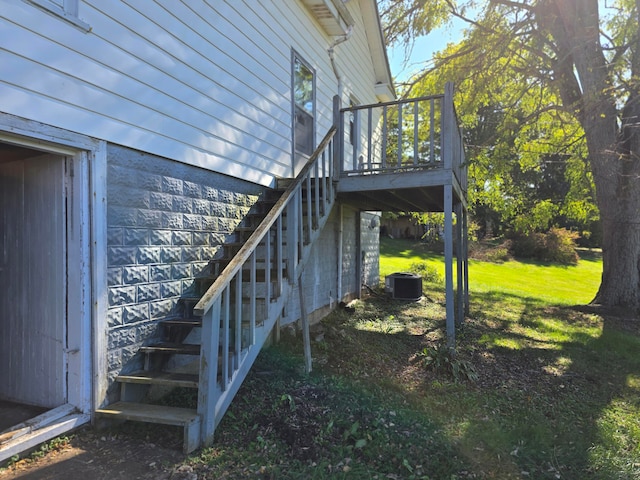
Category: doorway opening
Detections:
[{"x1": 0, "y1": 140, "x2": 91, "y2": 461}]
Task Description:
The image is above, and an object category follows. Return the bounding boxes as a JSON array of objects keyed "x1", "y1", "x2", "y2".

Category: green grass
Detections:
[
  {"x1": 37, "y1": 237, "x2": 635, "y2": 479},
  {"x1": 173, "y1": 238, "x2": 638, "y2": 479},
  {"x1": 380, "y1": 236, "x2": 602, "y2": 304}
]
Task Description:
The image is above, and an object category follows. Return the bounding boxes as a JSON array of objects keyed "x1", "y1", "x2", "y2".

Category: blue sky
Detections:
[
  {"x1": 386, "y1": 1, "x2": 615, "y2": 82},
  {"x1": 387, "y1": 17, "x2": 467, "y2": 81}
]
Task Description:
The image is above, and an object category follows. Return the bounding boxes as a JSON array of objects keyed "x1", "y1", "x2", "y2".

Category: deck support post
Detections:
[
  {"x1": 463, "y1": 206, "x2": 469, "y2": 316},
  {"x1": 444, "y1": 184, "x2": 455, "y2": 352},
  {"x1": 455, "y1": 201, "x2": 464, "y2": 327},
  {"x1": 355, "y1": 210, "x2": 362, "y2": 298}
]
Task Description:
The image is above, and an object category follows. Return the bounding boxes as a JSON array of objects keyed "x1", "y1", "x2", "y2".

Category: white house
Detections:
[{"x1": 0, "y1": 0, "x2": 467, "y2": 458}]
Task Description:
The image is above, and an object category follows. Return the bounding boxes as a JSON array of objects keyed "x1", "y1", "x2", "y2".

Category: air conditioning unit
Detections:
[{"x1": 385, "y1": 273, "x2": 422, "y2": 300}]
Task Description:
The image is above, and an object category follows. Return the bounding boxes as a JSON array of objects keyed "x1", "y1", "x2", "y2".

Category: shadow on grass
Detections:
[
  {"x1": 460, "y1": 289, "x2": 640, "y2": 479},
  {"x1": 222, "y1": 289, "x2": 640, "y2": 479}
]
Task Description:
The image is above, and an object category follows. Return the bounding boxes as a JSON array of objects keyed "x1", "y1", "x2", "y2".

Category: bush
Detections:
[
  {"x1": 468, "y1": 241, "x2": 512, "y2": 263},
  {"x1": 544, "y1": 228, "x2": 580, "y2": 264},
  {"x1": 409, "y1": 261, "x2": 443, "y2": 283},
  {"x1": 509, "y1": 228, "x2": 579, "y2": 265},
  {"x1": 485, "y1": 247, "x2": 510, "y2": 263}
]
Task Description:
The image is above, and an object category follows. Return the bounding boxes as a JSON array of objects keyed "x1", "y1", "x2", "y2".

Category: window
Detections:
[
  {"x1": 27, "y1": 0, "x2": 90, "y2": 31},
  {"x1": 293, "y1": 53, "x2": 315, "y2": 156}
]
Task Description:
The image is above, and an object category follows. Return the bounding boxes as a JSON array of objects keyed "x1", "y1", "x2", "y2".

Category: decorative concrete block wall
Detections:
[
  {"x1": 361, "y1": 211, "x2": 381, "y2": 288},
  {"x1": 286, "y1": 205, "x2": 380, "y2": 326},
  {"x1": 105, "y1": 144, "x2": 262, "y2": 387}
]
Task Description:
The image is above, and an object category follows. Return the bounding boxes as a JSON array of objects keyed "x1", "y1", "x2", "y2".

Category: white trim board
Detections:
[{"x1": 0, "y1": 112, "x2": 107, "y2": 459}]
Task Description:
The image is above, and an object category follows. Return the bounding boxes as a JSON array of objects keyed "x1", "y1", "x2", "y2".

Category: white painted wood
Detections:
[
  {"x1": 65, "y1": 151, "x2": 93, "y2": 415},
  {"x1": 197, "y1": 299, "x2": 221, "y2": 447},
  {"x1": 91, "y1": 140, "x2": 108, "y2": 412},
  {"x1": 0, "y1": 413, "x2": 90, "y2": 464},
  {"x1": 0, "y1": 154, "x2": 66, "y2": 408},
  {"x1": 298, "y1": 277, "x2": 313, "y2": 374},
  {"x1": 444, "y1": 184, "x2": 455, "y2": 351},
  {"x1": 0, "y1": 1, "x2": 388, "y2": 185},
  {"x1": 0, "y1": 404, "x2": 75, "y2": 444}
]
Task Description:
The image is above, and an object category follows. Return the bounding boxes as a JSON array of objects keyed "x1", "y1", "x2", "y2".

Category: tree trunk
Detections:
[
  {"x1": 539, "y1": 0, "x2": 640, "y2": 310},
  {"x1": 588, "y1": 130, "x2": 640, "y2": 310}
]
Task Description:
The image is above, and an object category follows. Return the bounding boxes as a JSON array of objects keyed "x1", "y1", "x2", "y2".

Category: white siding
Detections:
[{"x1": 0, "y1": 0, "x2": 384, "y2": 186}]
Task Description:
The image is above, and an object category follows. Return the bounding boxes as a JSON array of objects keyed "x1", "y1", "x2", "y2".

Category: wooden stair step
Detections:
[
  {"x1": 116, "y1": 370, "x2": 199, "y2": 388},
  {"x1": 160, "y1": 318, "x2": 202, "y2": 328},
  {"x1": 139, "y1": 342, "x2": 200, "y2": 355},
  {"x1": 95, "y1": 401, "x2": 200, "y2": 454}
]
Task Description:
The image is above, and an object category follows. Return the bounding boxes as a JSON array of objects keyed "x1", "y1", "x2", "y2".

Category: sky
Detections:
[
  {"x1": 387, "y1": 17, "x2": 468, "y2": 82},
  {"x1": 386, "y1": 0, "x2": 616, "y2": 82}
]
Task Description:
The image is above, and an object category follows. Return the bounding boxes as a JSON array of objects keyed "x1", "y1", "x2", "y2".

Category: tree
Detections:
[{"x1": 380, "y1": 0, "x2": 640, "y2": 310}]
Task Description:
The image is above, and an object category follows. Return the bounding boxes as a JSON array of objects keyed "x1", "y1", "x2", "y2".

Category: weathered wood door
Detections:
[{"x1": 0, "y1": 153, "x2": 67, "y2": 408}]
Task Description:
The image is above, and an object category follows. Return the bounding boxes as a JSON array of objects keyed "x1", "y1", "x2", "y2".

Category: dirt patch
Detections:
[{"x1": 0, "y1": 427, "x2": 190, "y2": 480}]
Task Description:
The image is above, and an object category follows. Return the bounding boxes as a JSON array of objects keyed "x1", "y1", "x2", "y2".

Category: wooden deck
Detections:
[
  {"x1": 336, "y1": 83, "x2": 467, "y2": 215},
  {"x1": 337, "y1": 167, "x2": 465, "y2": 212},
  {"x1": 337, "y1": 83, "x2": 469, "y2": 350}
]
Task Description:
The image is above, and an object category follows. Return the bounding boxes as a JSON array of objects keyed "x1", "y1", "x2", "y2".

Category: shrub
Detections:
[
  {"x1": 409, "y1": 261, "x2": 443, "y2": 283},
  {"x1": 544, "y1": 227, "x2": 580, "y2": 264},
  {"x1": 484, "y1": 246, "x2": 511, "y2": 263},
  {"x1": 509, "y1": 228, "x2": 579, "y2": 265},
  {"x1": 468, "y1": 240, "x2": 512, "y2": 263}
]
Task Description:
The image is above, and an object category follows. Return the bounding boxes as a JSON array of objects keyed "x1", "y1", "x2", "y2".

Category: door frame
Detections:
[{"x1": 0, "y1": 112, "x2": 107, "y2": 459}]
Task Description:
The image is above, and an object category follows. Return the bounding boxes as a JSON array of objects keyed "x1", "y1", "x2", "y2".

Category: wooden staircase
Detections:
[{"x1": 96, "y1": 127, "x2": 338, "y2": 453}]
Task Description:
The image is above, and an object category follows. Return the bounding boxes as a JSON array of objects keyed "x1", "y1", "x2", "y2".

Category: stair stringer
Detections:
[{"x1": 195, "y1": 127, "x2": 338, "y2": 447}]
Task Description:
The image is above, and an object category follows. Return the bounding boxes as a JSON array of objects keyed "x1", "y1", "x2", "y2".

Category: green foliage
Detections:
[
  {"x1": 484, "y1": 246, "x2": 510, "y2": 263},
  {"x1": 409, "y1": 260, "x2": 443, "y2": 283},
  {"x1": 510, "y1": 227, "x2": 580, "y2": 265},
  {"x1": 384, "y1": 1, "x2": 603, "y2": 245},
  {"x1": 418, "y1": 344, "x2": 478, "y2": 382},
  {"x1": 513, "y1": 199, "x2": 558, "y2": 234}
]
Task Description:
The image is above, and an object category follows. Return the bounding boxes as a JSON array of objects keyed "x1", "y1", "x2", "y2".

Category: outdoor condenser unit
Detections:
[{"x1": 385, "y1": 272, "x2": 422, "y2": 300}]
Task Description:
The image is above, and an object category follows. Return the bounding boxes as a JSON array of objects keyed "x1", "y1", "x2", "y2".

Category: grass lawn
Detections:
[
  {"x1": 379, "y1": 236, "x2": 602, "y2": 305},
  {"x1": 8, "y1": 239, "x2": 637, "y2": 479},
  {"x1": 176, "y1": 238, "x2": 636, "y2": 479}
]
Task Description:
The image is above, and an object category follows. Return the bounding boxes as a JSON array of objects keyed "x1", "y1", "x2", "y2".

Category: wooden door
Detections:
[{"x1": 0, "y1": 154, "x2": 67, "y2": 408}]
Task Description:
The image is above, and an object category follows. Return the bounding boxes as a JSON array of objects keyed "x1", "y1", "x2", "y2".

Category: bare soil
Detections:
[{"x1": 0, "y1": 427, "x2": 191, "y2": 480}]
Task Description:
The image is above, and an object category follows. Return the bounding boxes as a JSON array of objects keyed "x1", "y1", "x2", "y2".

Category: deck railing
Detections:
[
  {"x1": 193, "y1": 127, "x2": 336, "y2": 446},
  {"x1": 339, "y1": 82, "x2": 466, "y2": 193}
]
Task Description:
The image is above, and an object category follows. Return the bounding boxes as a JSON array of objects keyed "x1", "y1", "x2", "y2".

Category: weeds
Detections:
[{"x1": 418, "y1": 344, "x2": 479, "y2": 383}]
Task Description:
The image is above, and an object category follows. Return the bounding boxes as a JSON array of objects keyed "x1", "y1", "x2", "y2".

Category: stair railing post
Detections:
[
  {"x1": 198, "y1": 297, "x2": 222, "y2": 446},
  {"x1": 298, "y1": 275, "x2": 312, "y2": 374},
  {"x1": 286, "y1": 195, "x2": 299, "y2": 284},
  {"x1": 333, "y1": 95, "x2": 342, "y2": 181},
  {"x1": 443, "y1": 82, "x2": 455, "y2": 171}
]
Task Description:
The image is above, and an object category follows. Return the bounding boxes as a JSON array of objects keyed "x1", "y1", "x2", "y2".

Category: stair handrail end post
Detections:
[{"x1": 198, "y1": 297, "x2": 222, "y2": 447}]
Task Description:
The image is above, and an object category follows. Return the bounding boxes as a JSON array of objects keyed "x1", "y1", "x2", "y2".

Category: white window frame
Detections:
[
  {"x1": 292, "y1": 51, "x2": 316, "y2": 159},
  {"x1": 27, "y1": 0, "x2": 91, "y2": 31}
]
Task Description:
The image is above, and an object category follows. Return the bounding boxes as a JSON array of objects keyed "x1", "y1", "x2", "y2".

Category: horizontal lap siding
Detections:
[
  {"x1": 0, "y1": 0, "x2": 383, "y2": 184},
  {"x1": 1, "y1": 1, "x2": 307, "y2": 184}
]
